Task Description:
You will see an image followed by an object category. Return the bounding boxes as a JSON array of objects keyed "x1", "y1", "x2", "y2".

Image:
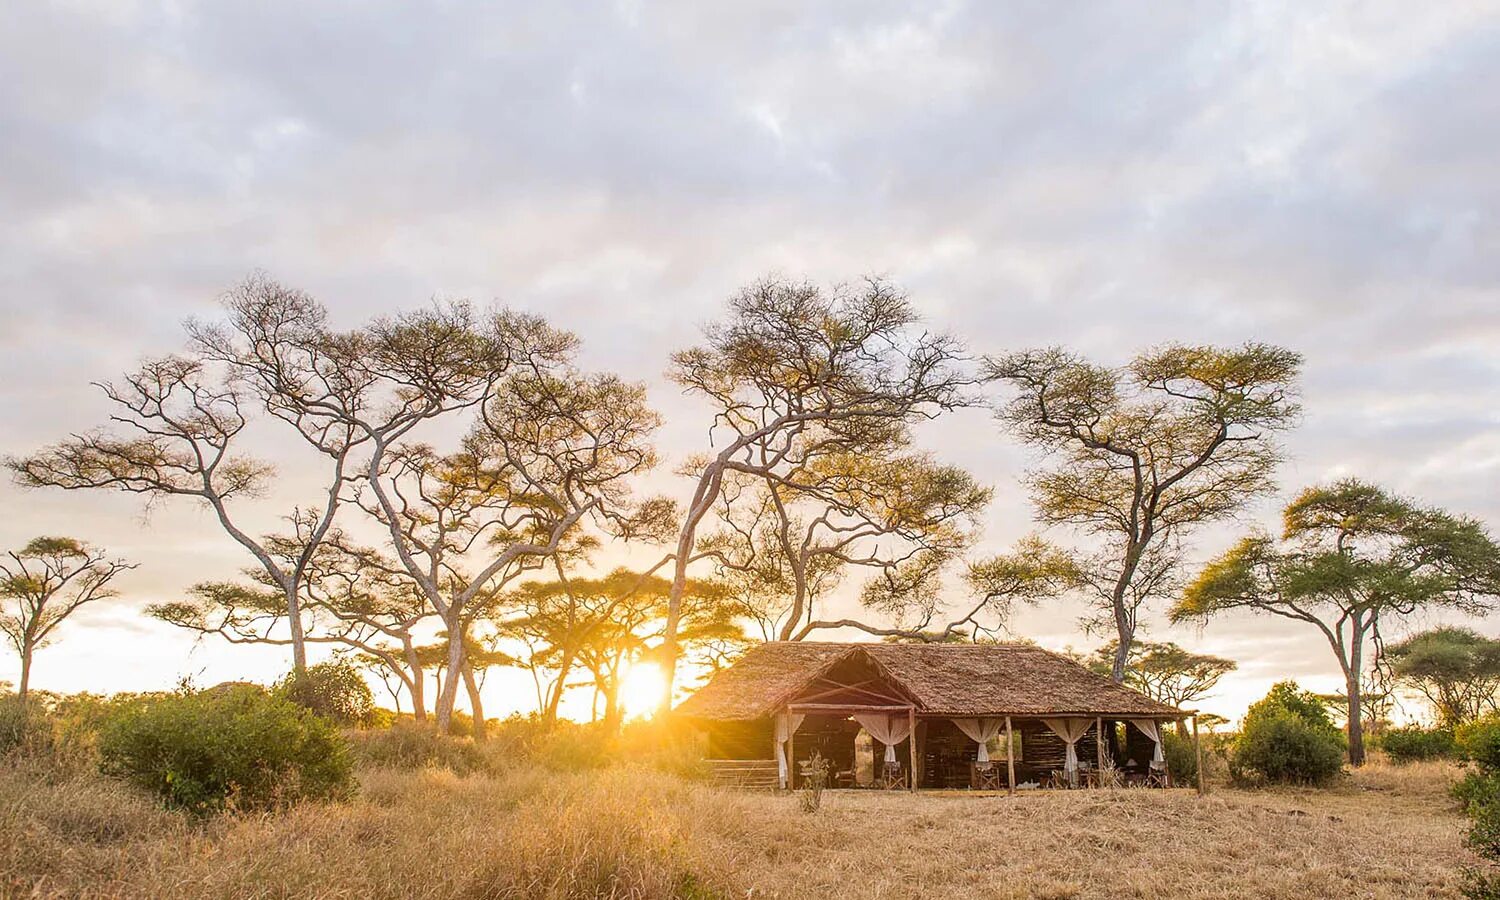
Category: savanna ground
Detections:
[{"x1": 0, "y1": 753, "x2": 1472, "y2": 900}]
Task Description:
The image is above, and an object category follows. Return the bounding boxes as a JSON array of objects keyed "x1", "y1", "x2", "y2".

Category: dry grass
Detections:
[{"x1": 0, "y1": 756, "x2": 1474, "y2": 899}]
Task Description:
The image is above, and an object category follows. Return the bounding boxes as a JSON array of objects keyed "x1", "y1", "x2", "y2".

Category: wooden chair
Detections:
[
  {"x1": 875, "y1": 760, "x2": 906, "y2": 790},
  {"x1": 971, "y1": 761, "x2": 1003, "y2": 790}
]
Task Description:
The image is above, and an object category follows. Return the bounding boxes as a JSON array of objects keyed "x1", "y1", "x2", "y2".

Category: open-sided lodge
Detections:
[{"x1": 674, "y1": 642, "x2": 1204, "y2": 793}]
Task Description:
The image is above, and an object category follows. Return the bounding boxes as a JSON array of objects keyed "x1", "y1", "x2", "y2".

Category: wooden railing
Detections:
[{"x1": 705, "y1": 759, "x2": 779, "y2": 790}]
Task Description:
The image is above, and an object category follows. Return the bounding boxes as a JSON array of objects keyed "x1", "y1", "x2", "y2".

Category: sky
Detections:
[{"x1": 2, "y1": 1, "x2": 1499, "y2": 724}]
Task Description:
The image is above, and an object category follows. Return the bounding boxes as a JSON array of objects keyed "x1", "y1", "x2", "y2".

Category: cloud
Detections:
[{"x1": 2, "y1": 0, "x2": 1499, "y2": 721}]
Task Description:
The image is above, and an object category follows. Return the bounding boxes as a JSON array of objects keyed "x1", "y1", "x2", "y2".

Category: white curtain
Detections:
[
  {"x1": 854, "y1": 712, "x2": 913, "y2": 764},
  {"x1": 1042, "y1": 717, "x2": 1092, "y2": 775},
  {"x1": 1130, "y1": 719, "x2": 1166, "y2": 769},
  {"x1": 951, "y1": 718, "x2": 1005, "y2": 763},
  {"x1": 774, "y1": 712, "x2": 805, "y2": 788}
]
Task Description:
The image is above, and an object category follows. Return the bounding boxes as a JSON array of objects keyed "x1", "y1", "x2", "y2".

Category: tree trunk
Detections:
[
  {"x1": 661, "y1": 461, "x2": 728, "y2": 716},
  {"x1": 602, "y1": 679, "x2": 623, "y2": 733},
  {"x1": 661, "y1": 536, "x2": 694, "y2": 715},
  {"x1": 17, "y1": 647, "x2": 32, "y2": 706},
  {"x1": 404, "y1": 643, "x2": 427, "y2": 723},
  {"x1": 1346, "y1": 631, "x2": 1366, "y2": 767},
  {"x1": 1111, "y1": 626, "x2": 1133, "y2": 684},
  {"x1": 777, "y1": 577, "x2": 807, "y2": 642},
  {"x1": 544, "y1": 650, "x2": 577, "y2": 725},
  {"x1": 1108, "y1": 540, "x2": 1145, "y2": 684},
  {"x1": 462, "y1": 662, "x2": 487, "y2": 742},
  {"x1": 284, "y1": 584, "x2": 308, "y2": 676},
  {"x1": 434, "y1": 621, "x2": 466, "y2": 732}
]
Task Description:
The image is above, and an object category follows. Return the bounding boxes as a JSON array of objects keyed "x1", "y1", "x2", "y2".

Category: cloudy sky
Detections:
[{"x1": 3, "y1": 1, "x2": 1499, "y2": 722}]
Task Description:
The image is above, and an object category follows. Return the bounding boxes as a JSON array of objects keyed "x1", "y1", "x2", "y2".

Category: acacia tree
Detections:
[
  {"x1": 985, "y1": 343, "x2": 1301, "y2": 682},
  {"x1": 1385, "y1": 626, "x2": 1500, "y2": 726},
  {"x1": 9, "y1": 279, "x2": 371, "y2": 677},
  {"x1": 355, "y1": 344, "x2": 660, "y2": 732},
  {"x1": 659, "y1": 277, "x2": 972, "y2": 708},
  {"x1": 0, "y1": 537, "x2": 133, "y2": 704},
  {"x1": 1173, "y1": 479, "x2": 1500, "y2": 765},
  {"x1": 148, "y1": 532, "x2": 436, "y2": 720},
  {"x1": 1080, "y1": 639, "x2": 1237, "y2": 708},
  {"x1": 493, "y1": 569, "x2": 739, "y2": 729}
]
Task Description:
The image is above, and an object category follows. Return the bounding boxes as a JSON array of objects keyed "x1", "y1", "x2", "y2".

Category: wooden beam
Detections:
[
  {"x1": 787, "y1": 702, "x2": 914, "y2": 712},
  {"x1": 908, "y1": 706, "x2": 917, "y2": 791},
  {"x1": 1005, "y1": 716, "x2": 1016, "y2": 797},
  {"x1": 799, "y1": 677, "x2": 911, "y2": 704},
  {"x1": 1193, "y1": 715, "x2": 1206, "y2": 796}
]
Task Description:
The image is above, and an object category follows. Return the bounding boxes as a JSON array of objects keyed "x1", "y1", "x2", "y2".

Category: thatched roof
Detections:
[{"x1": 674, "y1": 642, "x2": 1183, "y2": 720}]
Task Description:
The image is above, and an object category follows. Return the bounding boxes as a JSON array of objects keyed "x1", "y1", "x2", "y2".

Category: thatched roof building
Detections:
[
  {"x1": 676, "y1": 642, "x2": 1182, "y2": 720},
  {"x1": 676, "y1": 642, "x2": 1200, "y2": 793}
]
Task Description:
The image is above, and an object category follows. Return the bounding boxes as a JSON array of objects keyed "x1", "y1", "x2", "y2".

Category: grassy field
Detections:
[{"x1": 0, "y1": 756, "x2": 1473, "y2": 899}]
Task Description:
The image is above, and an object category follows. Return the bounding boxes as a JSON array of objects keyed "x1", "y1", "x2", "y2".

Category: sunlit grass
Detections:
[{"x1": 0, "y1": 752, "x2": 1475, "y2": 899}]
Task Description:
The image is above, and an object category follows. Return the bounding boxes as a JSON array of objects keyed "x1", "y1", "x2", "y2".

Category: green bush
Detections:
[
  {"x1": 1231, "y1": 682, "x2": 1345, "y2": 786},
  {"x1": 1162, "y1": 729, "x2": 1198, "y2": 785},
  {"x1": 98, "y1": 685, "x2": 355, "y2": 813},
  {"x1": 1454, "y1": 716, "x2": 1500, "y2": 896},
  {"x1": 347, "y1": 720, "x2": 489, "y2": 774},
  {"x1": 274, "y1": 661, "x2": 375, "y2": 727},
  {"x1": 1459, "y1": 716, "x2": 1500, "y2": 770},
  {"x1": 1382, "y1": 725, "x2": 1456, "y2": 764},
  {"x1": 1242, "y1": 680, "x2": 1341, "y2": 735},
  {"x1": 1231, "y1": 709, "x2": 1345, "y2": 785}
]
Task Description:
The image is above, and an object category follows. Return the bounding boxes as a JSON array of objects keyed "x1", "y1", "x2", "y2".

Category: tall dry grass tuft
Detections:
[{"x1": 1350, "y1": 754, "x2": 1464, "y2": 799}]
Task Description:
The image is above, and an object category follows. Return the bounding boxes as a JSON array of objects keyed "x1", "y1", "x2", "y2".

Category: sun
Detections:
[{"x1": 619, "y1": 662, "x2": 668, "y2": 720}]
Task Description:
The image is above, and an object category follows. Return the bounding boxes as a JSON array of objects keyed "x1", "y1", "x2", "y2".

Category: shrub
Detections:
[
  {"x1": 0, "y1": 693, "x2": 48, "y2": 756},
  {"x1": 1455, "y1": 770, "x2": 1500, "y2": 810},
  {"x1": 348, "y1": 720, "x2": 489, "y2": 774},
  {"x1": 797, "y1": 751, "x2": 829, "y2": 813},
  {"x1": 1242, "y1": 680, "x2": 1341, "y2": 735},
  {"x1": 1, "y1": 691, "x2": 125, "y2": 775},
  {"x1": 1383, "y1": 725, "x2": 1456, "y2": 764},
  {"x1": 1231, "y1": 684, "x2": 1346, "y2": 786},
  {"x1": 1459, "y1": 716, "x2": 1500, "y2": 770},
  {"x1": 274, "y1": 661, "x2": 375, "y2": 727},
  {"x1": 98, "y1": 685, "x2": 355, "y2": 813},
  {"x1": 1162, "y1": 729, "x2": 1198, "y2": 785}
]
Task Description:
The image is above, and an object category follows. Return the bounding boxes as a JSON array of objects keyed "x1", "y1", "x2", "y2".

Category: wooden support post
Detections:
[
  {"x1": 1192, "y1": 715, "x2": 1206, "y2": 796},
  {"x1": 787, "y1": 718, "x2": 795, "y2": 792},
  {"x1": 1005, "y1": 716, "x2": 1016, "y2": 797},
  {"x1": 1096, "y1": 717, "x2": 1105, "y2": 773},
  {"x1": 774, "y1": 721, "x2": 782, "y2": 791},
  {"x1": 907, "y1": 706, "x2": 917, "y2": 791}
]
